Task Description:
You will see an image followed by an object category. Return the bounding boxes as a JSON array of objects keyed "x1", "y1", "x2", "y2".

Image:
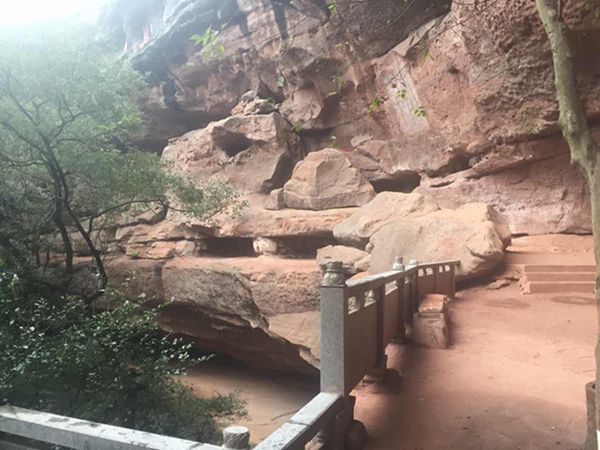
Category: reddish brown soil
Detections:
[
  {"x1": 181, "y1": 357, "x2": 318, "y2": 444},
  {"x1": 355, "y1": 282, "x2": 595, "y2": 450},
  {"x1": 183, "y1": 234, "x2": 596, "y2": 449}
]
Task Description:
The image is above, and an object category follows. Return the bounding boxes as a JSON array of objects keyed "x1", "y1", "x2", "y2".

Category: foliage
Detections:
[
  {"x1": 277, "y1": 74, "x2": 286, "y2": 89},
  {"x1": 190, "y1": 26, "x2": 226, "y2": 62},
  {"x1": 330, "y1": 135, "x2": 338, "y2": 148},
  {"x1": 0, "y1": 25, "x2": 238, "y2": 293},
  {"x1": 0, "y1": 271, "x2": 245, "y2": 441},
  {"x1": 291, "y1": 122, "x2": 303, "y2": 134},
  {"x1": 367, "y1": 97, "x2": 384, "y2": 113},
  {"x1": 413, "y1": 106, "x2": 427, "y2": 117},
  {"x1": 395, "y1": 89, "x2": 408, "y2": 100},
  {"x1": 328, "y1": 2, "x2": 338, "y2": 17}
]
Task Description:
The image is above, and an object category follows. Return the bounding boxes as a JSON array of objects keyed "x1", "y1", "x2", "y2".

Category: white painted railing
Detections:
[
  {"x1": 0, "y1": 405, "x2": 223, "y2": 450},
  {"x1": 0, "y1": 257, "x2": 458, "y2": 450}
]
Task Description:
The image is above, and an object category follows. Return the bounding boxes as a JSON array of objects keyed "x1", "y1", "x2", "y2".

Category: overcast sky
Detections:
[{"x1": 0, "y1": 0, "x2": 105, "y2": 25}]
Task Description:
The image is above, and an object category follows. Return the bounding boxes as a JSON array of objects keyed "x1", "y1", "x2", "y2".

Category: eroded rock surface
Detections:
[
  {"x1": 334, "y1": 192, "x2": 439, "y2": 249},
  {"x1": 163, "y1": 112, "x2": 303, "y2": 193},
  {"x1": 106, "y1": 256, "x2": 318, "y2": 373},
  {"x1": 316, "y1": 245, "x2": 369, "y2": 275},
  {"x1": 95, "y1": 0, "x2": 600, "y2": 372},
  {"x1": 369, "y1": 203, "x2": 510, "y2": 280},
  {"x1": 283, "y1": 149, "x2": 376, "y2": 210},
  {"x1": 416, "y1": 153, "x2": 591, "y2": 235}
]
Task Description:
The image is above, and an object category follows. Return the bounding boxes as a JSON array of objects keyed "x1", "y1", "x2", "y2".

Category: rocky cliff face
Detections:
[{"x1": 98, "y1": 0, "x2": 599, "y2": 371}]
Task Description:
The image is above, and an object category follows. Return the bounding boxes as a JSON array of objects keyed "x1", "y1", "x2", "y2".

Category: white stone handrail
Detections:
[
  {"x1": 253, "y1": 393, "x2": 343, "y2": 450},
  {"x1": 0, "y1": 405, "x2": 221, "y2": 450}
]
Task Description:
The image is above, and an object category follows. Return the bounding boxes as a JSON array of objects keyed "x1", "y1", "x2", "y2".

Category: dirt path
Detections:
[
  {"x1": 355, "y1": 283, "x2": 595, "y2": 450},
  {"x1": 181, "y1": 356, "x2": 318, "y2": 444},
  {"x1": 182, "y1": 234, "x2": 595, "y2": 449}
]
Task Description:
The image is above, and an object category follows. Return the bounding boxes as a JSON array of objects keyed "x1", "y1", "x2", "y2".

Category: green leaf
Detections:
[
  {"x1": 413, "y1": 106, "x2": 427, "y2": 117},
  {"x1": 328, "y1": 2, "x2": 337, "y2": 17}
]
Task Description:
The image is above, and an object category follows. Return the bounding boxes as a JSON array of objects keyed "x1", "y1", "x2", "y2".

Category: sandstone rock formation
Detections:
[
  {"x1": 316, "y1": 245, "x2": 370, "y2": 275},
  {"x1": 333, "y1": 192, "x2": 439, "y2": 249},
  {"x1": 369, "y1": 203, "x2": 509, "y2": 280},
  {"x1": 95, "y1": 0, "x2": 600, "y2": 371},
  {"x1": 105, "y1": 0, "x2": 598, "y2": 234},
  {"x1": 416, "y1": 153, "x2": 592, "y2": 235},
  {"x1": 283, "y1": 149, "x2": 376, "y2": 210},
  {"x1": 162, "y1": 112, "x2": 303, "y2": 193},
  {"x1": 106, "y1": 256, "x2": 319, "y2": 373}
]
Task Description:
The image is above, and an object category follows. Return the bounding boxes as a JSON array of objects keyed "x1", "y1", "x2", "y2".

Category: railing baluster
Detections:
[
  {"x1": 320, "y1": 261, "x2": 348, "y2": 395},
  {"x1": 375, "y1": 284, "x2": 386, "y2": 370},
  {"x1": 392, "y1": 256, "x2": 406, "y2": 343},
  {"x1": 408, "y1": 260, "x2": 419, "y2": 317},
  {"x1": 222, "y1": 426, "x2": 250, "y2": 450}
]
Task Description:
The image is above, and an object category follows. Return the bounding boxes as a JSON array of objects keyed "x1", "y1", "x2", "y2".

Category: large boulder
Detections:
[
  {"x1": 417, "y1": 153, "x2": 591, "y2": 235},
  {"x1": 334, "y1": 192, "x2": 439, "y2": 249},
  {"x1": 201, "y1": 257, "x2": 321, "y2": 316},
  {"x1": 316, "y1": 245, "x2": 370, "y2": 275},
  {"x1": 369, "y1": 203, "x2": 510, "y2": 280},
  {"x1": 283, "y1": 149, "x2": 376, "y2": 210},
  {"x1": 105, "y1": 257, "x2": 317, "y2": 373},
  {"x1": 162, "y1": 113, "x2": 303, "y2": 193},
  {"x1": 210, "y1": 196, "x2": 356, "y2": 238},
  {"x1": 347, "y1": 138, "x2": 459, "y2": 191}
]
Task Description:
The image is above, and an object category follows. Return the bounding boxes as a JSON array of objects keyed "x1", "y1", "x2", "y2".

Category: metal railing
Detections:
[{"x1": 0, "y1": 257, "x2": 458, "y2": 450}]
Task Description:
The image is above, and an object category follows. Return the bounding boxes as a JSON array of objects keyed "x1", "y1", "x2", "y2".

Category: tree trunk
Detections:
[
  {"x1": 536, "y1": 0, "x2": 600, "y2": 446},
  {"x1": 591, "y1": 165, "x2": 600, "y2": 448}
]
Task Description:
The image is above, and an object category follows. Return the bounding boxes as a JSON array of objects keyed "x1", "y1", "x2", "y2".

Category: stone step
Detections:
[
  {"x1": 525, "y1": 272, "x2": 597, "y2": 282},
  {"x1": 524, "y1": 281, "x2": 595, "y2": 294},
  {"x1": 523, "y1": 264, "x2": 596, "y2": 273}
]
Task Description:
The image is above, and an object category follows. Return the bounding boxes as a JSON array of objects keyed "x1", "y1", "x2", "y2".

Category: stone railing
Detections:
[
  {"x1": 320, "y1": 257, "x2": 458, "y2": 397},
  {"x1": 256, "y1": 257, "x2": 459, "y2": 449},
  {"x1": 0, "y1": 257, "x2": 458, "y2": 450},
  {"x1": 0, "y1": 406, "x2": 250, "y2": 450}
]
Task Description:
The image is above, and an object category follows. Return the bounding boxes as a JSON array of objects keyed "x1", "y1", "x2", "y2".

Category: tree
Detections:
[
  {"x1": 535, "y1": 0, "x2": 600, "y2": 446},
  {"x1": 0, "y1": 25, "x2": 237, "y2": 297},
  {"x1": 0, "y1": 25, "x2": 245, "y2": 441},
  {"x1": 0, "y1": 270, "x2": 245, "y2": 442}
]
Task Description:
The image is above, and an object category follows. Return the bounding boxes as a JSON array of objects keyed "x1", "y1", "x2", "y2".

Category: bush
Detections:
[{"x1": 0, "y1": 271, "x2": 245, "y2": 443}]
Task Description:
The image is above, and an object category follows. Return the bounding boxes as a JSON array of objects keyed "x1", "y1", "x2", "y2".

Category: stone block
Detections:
[
  {"x1": 265, "y1": 188, "x2": 285, "y2": 210},
  {"x1": 419, "y1": 293, "x2": 448, "y2": 315},
  {"x1": 253, "y1": 237, "x2": 278, "y2": 255},
  {"x1": 412, "y1": 312, "x2": 449, "y2": 349},
  {"x1": 222, "y1": 425, "x2": 250, "y2": 450},
  {"x1": 173, "y1": 240, "x2": 197, "y2": 257}
]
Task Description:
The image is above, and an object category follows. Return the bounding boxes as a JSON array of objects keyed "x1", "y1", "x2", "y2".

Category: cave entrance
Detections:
[
  {"x1": 212, "y1": 130, "x2": 252, "y2": 157},
  {"x1": 371, "y1": 173, "x2": 422, "y2": 193},
  {"x1": 277, "y1": 235, "x2": 337, "y2": 259},
  {"x1": 204, "y1": 237, "x2": 256, "y2": 257}
]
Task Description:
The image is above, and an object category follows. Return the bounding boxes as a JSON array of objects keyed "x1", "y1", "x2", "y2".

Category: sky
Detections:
[{"x1": 0, "y1": 0, "x2": 105, "y2": 25}]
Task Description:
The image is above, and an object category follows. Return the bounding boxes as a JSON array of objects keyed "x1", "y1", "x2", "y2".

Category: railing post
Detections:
[
  {"x1": 320, "y1": 261, "x2": 348, "y2": 395},
  {"x1": 408, "y1": 259, "x2": 419, "y2": 316},
  {"x1": 450, "y1": 263, "x2": 457, "y2": 299},
  {"x1": 320, "y1": 261, "x2": 355, "y2": 450},
  {"x1": 392, "y1": 256, "x2": 406, "y2": 343},
  {"x1": 373, "y1": 283, "x2": 386, "y2": 375},
  {"x1": 222, "y1": 426, "x2": 250, "y2": 450}
]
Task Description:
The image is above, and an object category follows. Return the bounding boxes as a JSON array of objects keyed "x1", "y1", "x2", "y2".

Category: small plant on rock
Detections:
[
  {"x1": 190, "y1": 26, "x2": 226, "y2": 62},
  {"x1": 368, "y1": 97, "x2": 384, "y2": 114}
]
